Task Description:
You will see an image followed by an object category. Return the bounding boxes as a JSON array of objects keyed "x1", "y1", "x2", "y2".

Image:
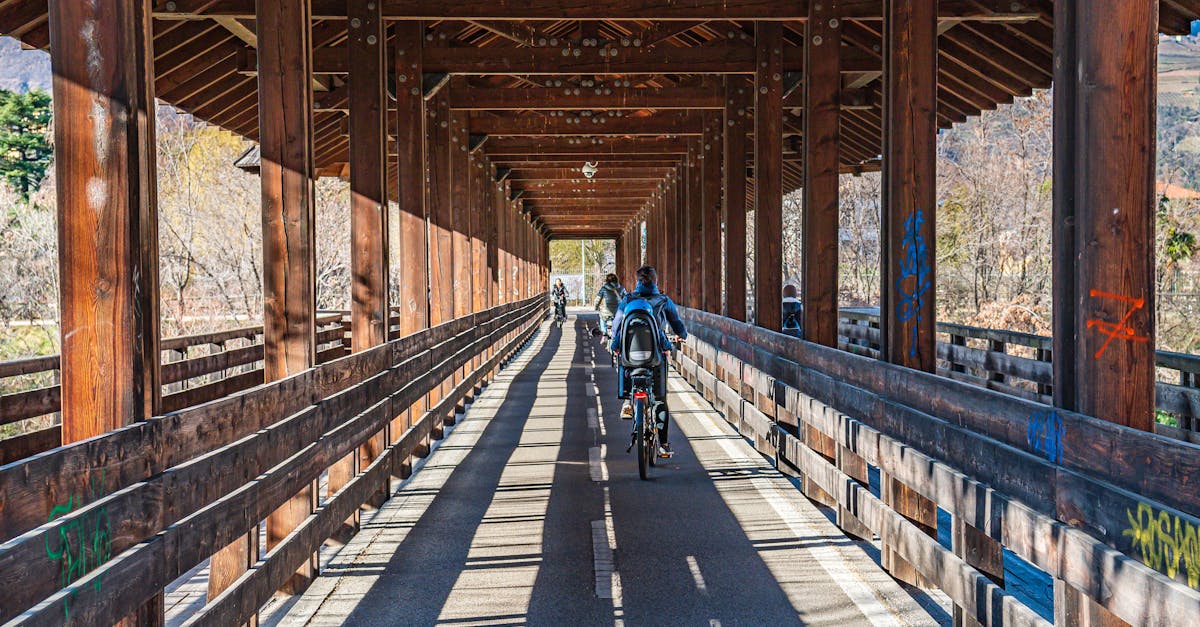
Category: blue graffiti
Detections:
[
  {"x1": 895, "y1": 209, "x2": 932, "y2": 358},
  {"x1": 1026, "y1": 409, "x2": 1064, "y2": 464}
]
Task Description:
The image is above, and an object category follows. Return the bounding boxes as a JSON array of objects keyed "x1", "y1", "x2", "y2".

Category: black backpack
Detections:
[{"x1": 619, "y1": 300, "x2": 663, "y2": 369}]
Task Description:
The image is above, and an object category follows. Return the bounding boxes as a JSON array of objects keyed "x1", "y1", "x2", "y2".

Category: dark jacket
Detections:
[{"x1": 594, "y1": 281, "x2": 627, "y2": 316}]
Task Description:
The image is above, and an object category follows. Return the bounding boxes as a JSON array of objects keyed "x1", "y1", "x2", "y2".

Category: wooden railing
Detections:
[
  {"x1": 0, "y1": 313, "x2": 351, "y2": 464},
  {"x1": 678, "y1": 307, "x2": 1200, "y2": 627},
  {"x1": 0, "y1": 296, "x2": 546, "y2": 625},
  {"x1": 838, "y1": 308, "x2": 1200, "y2": 443}
]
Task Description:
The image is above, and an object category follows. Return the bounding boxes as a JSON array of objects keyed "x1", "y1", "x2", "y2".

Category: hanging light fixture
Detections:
[{"x1": 581, "y1": 161, "x2": 599, "y2": 179}]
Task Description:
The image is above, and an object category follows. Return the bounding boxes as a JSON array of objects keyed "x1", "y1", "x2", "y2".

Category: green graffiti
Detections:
[
  {"x1": 44, "y1": 472, "x2": 112, "y2": 619},
  {"x1": 1123, "y1": 502, "x2": 1200, "y2": 590}
]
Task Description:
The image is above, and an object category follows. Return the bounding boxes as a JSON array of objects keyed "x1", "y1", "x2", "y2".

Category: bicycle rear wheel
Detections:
[{"x1": 635, "y1": 397, "x2": 649, "y2": 480}]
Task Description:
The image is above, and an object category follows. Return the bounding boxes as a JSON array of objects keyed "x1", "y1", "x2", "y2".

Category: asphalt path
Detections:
[{"x1": 276, "y1": 314, "x2": 946, "y2": 627}]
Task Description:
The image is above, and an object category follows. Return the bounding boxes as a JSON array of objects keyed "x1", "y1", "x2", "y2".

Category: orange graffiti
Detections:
[{"x1": 1086, "y1": 289, "x2": 1149, "y2": 359}]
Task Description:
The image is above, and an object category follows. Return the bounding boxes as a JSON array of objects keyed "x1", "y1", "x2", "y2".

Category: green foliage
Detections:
[
  {"x1": 1164, "y1": 227, "x2": 1197, "y2": 262},
  {"x1": 1155, "y1": 410, "x2": 1180, "y2": 428},
  {"x1": 1157, "y1": 194, "x2": 1198, "y2": 263},
  {"x1": 0, "y1": 88, "x2": 51, "y2": 199}
]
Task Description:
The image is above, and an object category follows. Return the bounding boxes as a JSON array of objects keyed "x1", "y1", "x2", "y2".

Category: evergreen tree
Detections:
[{"x1": 0, "y1": 88, "x2": 51, "y2": 200}]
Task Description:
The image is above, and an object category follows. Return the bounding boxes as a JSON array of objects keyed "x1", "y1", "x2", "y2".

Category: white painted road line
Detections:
[
  {"x1": 676, "y1": 378, "x2": 905, "y2": 627},
  {"x1": 686, "y1": 555, "x2": 709, "y2": 595},
  {"x1": 589, "y1": 446, "x2": 609, "y2": 482}
]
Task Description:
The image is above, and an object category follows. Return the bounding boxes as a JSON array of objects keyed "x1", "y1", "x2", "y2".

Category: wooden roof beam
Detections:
[
  {"x1": 446, "y1": 85, "x2": 724, "y2": 110},
  {"x1": 235, "y1": 42, "x2": 880, "y2": 75},
  {"x1": 467, "y1": 20, "x2": 547, "y2": 46},
  {"x1": 485, "y1": 136, "x2": 688, "y2": 155},
  {"x1": 471, "y1": 111, "x2": 703, "y2": 136},
  {"x1": 159, "y1": 0, "x2": 1037, "y2": 21}
]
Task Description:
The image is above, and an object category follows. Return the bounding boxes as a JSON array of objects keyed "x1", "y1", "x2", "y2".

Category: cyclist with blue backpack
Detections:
[{"x1": 609, "y1": 265, "x2": 688, "y2": 458}]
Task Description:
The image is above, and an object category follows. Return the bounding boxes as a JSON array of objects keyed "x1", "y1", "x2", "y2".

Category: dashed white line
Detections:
[
  {"x1": 686, "y1": 555, "x2": 709, "y2": 595},
  {"x1": 589, "y1": 446, "x2": 609, "y2": 482}
]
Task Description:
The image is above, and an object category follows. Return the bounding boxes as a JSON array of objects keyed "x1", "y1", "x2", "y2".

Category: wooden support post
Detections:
[
  {"x1": 754, "y1": 22, "x2": 784, "y2": 331},
  {"x1": 723, "y1": 77, "x2": 749, "y2": 322},
  {"x1": 449, "y1": 107, "x2": 471, "y2": 406},
  {"x1": 50, "y1": 1, "x2": 165, "y2": 622},
  {"x1": 51, "y1": 0, "x2": 161, "y2": 450},
  {"x1": 498, "y1": 182, "x2": 510, "y2": 304},
  {"x1": 428, "y1": 94, "x2": 454, "y2": 326},
  {"x1": 702, "y1": 111, "x2": 723, "y2": 314},
  {"x1": 659, "y1": 178, "x2": 674, "y2": 295},
  {"x1": 686, "y1": 139, "x2": 704, "y2": 308},
  {"x1": 396, "y1": 23, "x2": 428, "y2": 336},
  {"x1": 251, "y1": 0, "x2": 321, "y2": 599},
  {"x1": 1052, "y1": 0, "x2": 1157, "y2": 432},
  {"x1": 646, "y1": 198, "x2": 657, "y2": 266},
  {"x1": 394, "y1": 22, "x2": 427, "y2": 479},
  {"x1": 880, "y1": 0, "x2": 937, "y2": 372},
  {"x1": 427, "y1": 93, "x2": 452, "y2": 423},
  {"x1": 678, "y1": 167, "x2": 688, "y2": 300},
  {"x1": 483, "y1": 163, "x2": 497, "y2": 311},
  {"x1": 339, "y1": 0, "x2": 391, "y2": 526},
  {"x1": 616, "y1": 233, "x2": 627, "y2": 286},
  {"x1": 802, "y1": 4, "x2": 841, "y2": 348},
  {"x1": 349, "y1": 0, "x2": 389, "y2": 352}
]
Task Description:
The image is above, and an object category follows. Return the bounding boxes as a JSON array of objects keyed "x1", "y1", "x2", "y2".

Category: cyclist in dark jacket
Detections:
[
  {"x1": 594, "y1": 273, "x2": 627, "y2": 338},
  {"x1": 551, "y1": 279, "x2": 569, "y2": 321},
  {"x1": 609, "y1": 265, "x2": 688, "y2": 457}
]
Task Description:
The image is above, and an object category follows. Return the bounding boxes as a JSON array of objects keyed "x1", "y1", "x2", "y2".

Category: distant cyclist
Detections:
[
  {"x1": 609, "y1": 265, "x2": 688, "y2": 457},
  {"x1": 551, "y1": 279, "x2": 569, "y2": 321},
  {"x1": 594, "y1": 273, "x2": 627, "y2": 338}
]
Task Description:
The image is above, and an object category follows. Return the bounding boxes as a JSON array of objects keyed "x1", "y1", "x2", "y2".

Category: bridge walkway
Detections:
[{"x1": 274, "y1": 313, "x2": 945, "y2": 626}]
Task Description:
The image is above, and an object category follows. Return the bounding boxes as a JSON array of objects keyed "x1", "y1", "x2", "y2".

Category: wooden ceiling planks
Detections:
[{"x1": 2, "y1": 2, "x2": 1197, "y2": 236}]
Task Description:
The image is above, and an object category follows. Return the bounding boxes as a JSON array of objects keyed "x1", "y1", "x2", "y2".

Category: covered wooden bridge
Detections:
[{"x1": 1, "y1": 1, "x2": 1199, "y2": 625}]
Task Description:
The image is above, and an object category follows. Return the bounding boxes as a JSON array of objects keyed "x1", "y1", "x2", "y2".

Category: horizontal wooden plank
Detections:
[
  {"x1": 0, "y1": 384, "x2": 59, "y2": 425},
  {"x1": 685, "y1": 308, "x2": 1200, "y2": 518},
  {"x1": 161, "y1": 344, "x2": 263, "y2": 385},
  {"x1": 0, "y1": 355, "x2": 59, "y2": 379},
  {"x1": 0, "y1": 425, "x2": 60, "y2": 465},
  {"x1": 0, "y1": 300, "x2": 546, "y2": 622},
  {"x1": 9, "y1": 302, "x2": 545, "y2": 625},
  {"x1": 681, "y1": 334, "x2": 1200, "y2": 624},
  {"x1": 0, "y1": 297, "x2": 543, "y2": 542}
]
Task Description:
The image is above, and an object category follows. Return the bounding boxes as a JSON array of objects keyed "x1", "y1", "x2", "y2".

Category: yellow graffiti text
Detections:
[{"x1": 1123, "y1": 502, "x2": 1200, "y2": 590}]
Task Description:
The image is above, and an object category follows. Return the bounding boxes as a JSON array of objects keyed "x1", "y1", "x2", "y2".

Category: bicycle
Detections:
[
  {"x1": 624, "y1": 365, "x2": 662, "y2": 478},
  {"x1": 624, "y1": 357, "x2": 670, "y2": 480}
]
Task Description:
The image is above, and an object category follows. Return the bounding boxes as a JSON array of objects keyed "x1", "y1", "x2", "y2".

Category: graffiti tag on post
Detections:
[
  {"x1": 1026, "y1": 409, "x2": 1064, "y2": 464},
  {"x1": 1086, "y1": 289, "x2": 1149, "y2": 359},
  {"x1": 895, "y1": 209, "x2": 932, "y2": 358}
]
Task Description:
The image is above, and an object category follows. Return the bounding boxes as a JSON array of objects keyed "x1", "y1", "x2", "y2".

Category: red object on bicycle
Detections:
[{"x1": 633, "y1": 391, "x2": 648, "y2": 400}]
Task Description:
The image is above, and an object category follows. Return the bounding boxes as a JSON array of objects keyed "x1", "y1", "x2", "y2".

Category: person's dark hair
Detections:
[
  {"x1": 605, "y1": 273, "x2": 619, "y2": 284},
  {"x1": 635, "y1": 265, "x2": 657, "y2": 286},
  {"x1": 783, "y1": 284, "x2": 798, "y2": 297}
]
